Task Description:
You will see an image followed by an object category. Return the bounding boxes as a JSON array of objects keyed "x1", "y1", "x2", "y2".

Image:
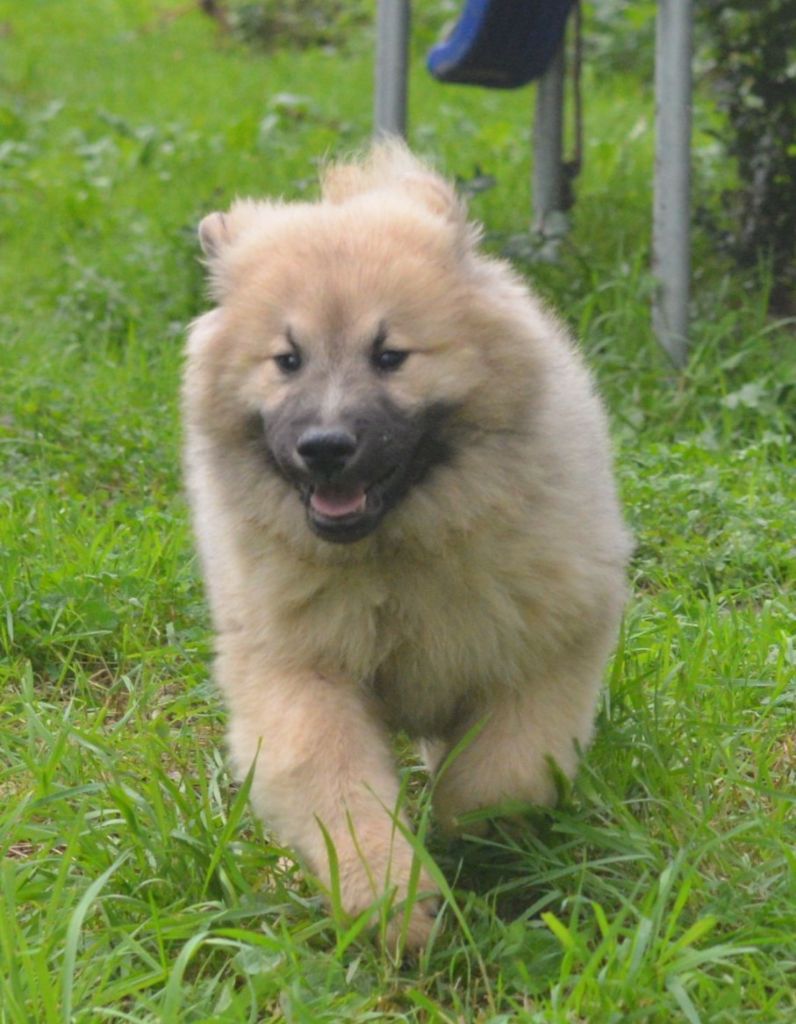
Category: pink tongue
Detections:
[{"x1": 310, "y1": 486, "x2": 366, "y2": 519}]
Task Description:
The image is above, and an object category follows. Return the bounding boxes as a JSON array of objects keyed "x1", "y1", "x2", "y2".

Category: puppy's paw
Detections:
[
  {"x1": 383, "y1": 886, "x2": 439, "y2": 956},
  {"x1": 335, "y1": 850, "x2": 439, "y2": 954}
]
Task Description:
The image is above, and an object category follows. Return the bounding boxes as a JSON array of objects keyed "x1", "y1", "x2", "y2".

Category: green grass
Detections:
[{"x1": 1, "y1": 1, "x2": 794, "y2": 1021}]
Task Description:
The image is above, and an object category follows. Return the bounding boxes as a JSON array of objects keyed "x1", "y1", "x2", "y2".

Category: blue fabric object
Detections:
[{"x1": 427, "y1": 0, "x2": 575, "y2": 89}]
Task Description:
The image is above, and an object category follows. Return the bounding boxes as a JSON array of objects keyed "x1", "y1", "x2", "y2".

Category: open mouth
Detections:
[
  {"x1": 309, "y1": 484, "x2": 367, "y2": 520},
  {"x1": 304, "y1": 468, "x2": 400, "y2": 543}
]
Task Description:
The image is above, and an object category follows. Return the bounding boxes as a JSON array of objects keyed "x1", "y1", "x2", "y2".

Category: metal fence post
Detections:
[
  {"x1": 653, "y1": 0, "x2": 693, "y2": 367},
  {"x1": 532, "y1": 43, "x2": 566, "y2": 236},
  {"x1": 374, "y1": 0, "x2": 411, "y2": 137}
]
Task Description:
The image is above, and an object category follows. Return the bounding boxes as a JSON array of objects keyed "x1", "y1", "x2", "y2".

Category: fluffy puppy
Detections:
[{"x1": 183, "y1": 142, "x2": 631, "y2": 949}]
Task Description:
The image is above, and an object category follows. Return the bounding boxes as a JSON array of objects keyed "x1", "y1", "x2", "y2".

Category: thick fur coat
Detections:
[{"x1": 183, "y1": 143, "x2": 632, "y2": 948}]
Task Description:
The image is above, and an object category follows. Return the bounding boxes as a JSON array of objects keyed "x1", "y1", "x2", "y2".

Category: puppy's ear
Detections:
[
  {"x1": 197, "y1": 200, "x2": 263, "y2": 262},
  {"x1": 399, "y1": 170, "x2": 464, "y2": 225},
  {"x1": 198, "y1": 211, "x2": 229, "y2": 259},
  {"x1": 196, "y1": 200, "x2": 266, "y2": 301},
  {"x1": 323, "y1": 140, "x2": 468, "y2": 231}
]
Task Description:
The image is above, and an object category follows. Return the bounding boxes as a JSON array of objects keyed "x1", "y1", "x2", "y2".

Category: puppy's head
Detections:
[{"x1": 186, "y1": 143, "x2": 536, "y2": 544}]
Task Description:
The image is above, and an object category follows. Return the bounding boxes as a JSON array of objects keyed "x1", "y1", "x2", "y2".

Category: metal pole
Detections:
[
  {"x1": 374, "y1": 0, "x2": 410, "y2": 138},
  {"x1": 653, "y1": 0, "x2": 692, "y2": 367},
  {"x1": 532, "y1": 44, "x2": 566, "y2": 235}
]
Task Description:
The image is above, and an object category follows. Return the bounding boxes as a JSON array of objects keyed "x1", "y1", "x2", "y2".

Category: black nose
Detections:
[{"x1": 296, "y1": 427, "x2": 357, "y2": 476}]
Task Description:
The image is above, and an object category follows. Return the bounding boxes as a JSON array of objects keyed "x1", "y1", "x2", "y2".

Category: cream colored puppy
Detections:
[{"x1": 183, "y1": 142, "x2": 631, "y2": 949}]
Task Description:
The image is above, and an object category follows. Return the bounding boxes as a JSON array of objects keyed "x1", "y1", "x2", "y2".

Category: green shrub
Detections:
[
  {"x1": 225, "y1": 0, "x2": 369, "y2": 51},
  {"x1": 698, "y1": 0, "x2": 796, "y2": 308}
]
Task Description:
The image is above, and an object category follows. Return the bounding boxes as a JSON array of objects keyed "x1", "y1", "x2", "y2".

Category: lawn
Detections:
[{"x1": 1, "y1": 1, "x2": 794, "y2": 1021}]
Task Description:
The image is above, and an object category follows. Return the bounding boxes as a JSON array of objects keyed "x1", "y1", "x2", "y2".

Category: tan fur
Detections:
[{"x1": 183, "y1": 143, "x2": 632, "y2": 950}]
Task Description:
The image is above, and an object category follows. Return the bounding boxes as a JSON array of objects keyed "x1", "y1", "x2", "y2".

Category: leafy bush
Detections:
[
  {"x1": 225, "y1": 0, "x2": 369, "y2": 51},
  {"x1": 583, "y1": 0, "x2": 656, "y2": 75},
  {"x1": 698, "y1": 1, "x2": 796, "y2": 308}
]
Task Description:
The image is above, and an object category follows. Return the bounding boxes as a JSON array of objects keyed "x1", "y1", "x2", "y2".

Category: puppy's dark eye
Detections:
[
  {"x1": 274, "y1": 351, "x2": 302, "y2": 374},
  {"x1": 373, "y1": 349, "x2": 409, "y2": 372}
]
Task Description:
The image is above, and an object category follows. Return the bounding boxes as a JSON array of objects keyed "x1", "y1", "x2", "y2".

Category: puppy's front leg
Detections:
[
  {"x1": 218, "y1": 650, "x2": 437, "y2": 948},
  {"x1": 431, "y1": 665, "x2": 603, "y2": 834}
]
